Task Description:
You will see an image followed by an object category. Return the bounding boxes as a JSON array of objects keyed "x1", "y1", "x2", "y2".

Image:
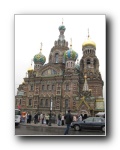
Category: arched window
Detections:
[
  {"x1": 87, "y1": 59, "x2": 91, "y2": 68},
  {"x1": 45, "y1": 99, "x2": 48, "y2": 106},
  {"x1": 94, "y1": 59, "x2": 97, "y2": 69},
  {"x1": 67, "y1": 62, "x2": 68, "y2": 67},
  {"x1": 19, "y1": 99, "x2": 21, "y2": 105},
  {"x1": 29, "y1": 99, "x2": 32, "y2": 106},
  {"x1": 40, "y1": 99, "x2": 43, "y2": 106},
  {"x1": 55, "y1": 53, "x2": 59, "y2": 63},
  {"x1": 63, "y1": 57, "x2": 65, "y2": 63},
  {"x1": 65, "y1": 99, "x2": 69, "y2": 108}
]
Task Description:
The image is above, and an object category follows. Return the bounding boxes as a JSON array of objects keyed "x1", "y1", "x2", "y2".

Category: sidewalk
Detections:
[{"x1": 20, "y1": 122, "x2": 66, "y2": 128}]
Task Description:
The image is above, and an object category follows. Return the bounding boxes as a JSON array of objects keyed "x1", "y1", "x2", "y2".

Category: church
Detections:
[{"x1": 15, "y1": 21, "x2": 104, "y2": 117}]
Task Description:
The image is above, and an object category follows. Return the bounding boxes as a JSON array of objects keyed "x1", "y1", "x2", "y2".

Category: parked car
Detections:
[{"x1": 71, "y1": 117, "x2": 105, "y2": 132}]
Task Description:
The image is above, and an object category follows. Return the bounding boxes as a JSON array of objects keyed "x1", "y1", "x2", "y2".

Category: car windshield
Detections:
[
  {"x1": 84, "y1": 117, "x2": 94, "y2": 122},
  {"x1": 15, "y1": 110, "x2": 21, "y2": 115}
]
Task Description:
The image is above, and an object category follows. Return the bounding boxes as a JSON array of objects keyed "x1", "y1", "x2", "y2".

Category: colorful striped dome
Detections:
[
  {"x1": 64, "y1": 48, "x2": 78, "y2": 61},
  {"x1": 33, "y1": 52, "x2": 46, "y2": 65}
]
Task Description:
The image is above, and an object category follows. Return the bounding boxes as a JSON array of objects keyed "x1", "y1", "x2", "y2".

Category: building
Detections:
[{"x1": 15, "y1": 22, "x2": 104, "y2": 117}]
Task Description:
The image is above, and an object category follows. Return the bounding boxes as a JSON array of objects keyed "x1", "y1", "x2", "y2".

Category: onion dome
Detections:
[
  {"x1": 64, "y1": 39, "x2": 78, "y2": 61},
  {"x1": 22, "y1": 79, "x2": 25, "y2": 84},
  {"x1": 58, "y1": 25, "x2": 66, "y2": 31},
  {"x1": 33, "y1": 43, "x2": 46, "y2": 65},
  {"x1": 27, "y1": 64, "x2": 33, "y2": 72},
  {"x1": 58, "y1": 18, "x2": 66, "y2": 31},
  {"x1": 82, "y1": 29, "x2": 96, "y2": 49}
]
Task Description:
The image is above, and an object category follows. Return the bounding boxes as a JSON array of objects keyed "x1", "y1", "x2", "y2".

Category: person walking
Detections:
[
  {"x1": 27, "y1": 113, "x2": 29, "y2": 123},
  {"x1": 64, "y1": 110, "x2": 73, "y2": 135},
  {"x1": 29, "y1": 114, "x2": 32, "y2": 123},
  {"x1": 34, "y1": 113, "x2": 38, "y2": 124},
  {"x1": 79, "y1": 114, "x2": 82, "y2": 121},
  {"x1": 45, "y1": 114, "x2": 49, "y2": 125},
  {"x1": 57, "y1": 113, "x2": 61, "y2": 126},
  {"x1": 61, "y1": 114, "x2": 65, "y2": 126}
]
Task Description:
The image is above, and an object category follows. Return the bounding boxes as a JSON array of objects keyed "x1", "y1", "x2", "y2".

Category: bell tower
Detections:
[
  {"x1": 48, "y1": 19, "x2": 69, "y2": 64},
  {"x1": 79, "y1": 30, "x2": 104, "y2": 98}
]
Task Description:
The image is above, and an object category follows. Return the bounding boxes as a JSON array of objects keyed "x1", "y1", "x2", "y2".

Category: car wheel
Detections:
[
  {"x1": 102, "y1": 126, "x2": 105, "y2": 132},
  {"x1": 74, "y1": 125, "x2": 80, "y2": 131}
]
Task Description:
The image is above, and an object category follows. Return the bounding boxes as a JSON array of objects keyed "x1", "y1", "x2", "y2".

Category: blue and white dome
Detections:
[{"x1": 64, "y1": 48, "x2": 78, "y2": 61}]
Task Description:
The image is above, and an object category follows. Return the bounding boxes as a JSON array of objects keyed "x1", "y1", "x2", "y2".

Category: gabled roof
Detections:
[{"x1": 77, "y1": 96, "x2": 92, "y2": 110}]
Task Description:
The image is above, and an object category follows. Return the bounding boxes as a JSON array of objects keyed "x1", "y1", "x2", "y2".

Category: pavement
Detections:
[{"x1": 20, "y1": 122, "x2": 66, "y2": 128}]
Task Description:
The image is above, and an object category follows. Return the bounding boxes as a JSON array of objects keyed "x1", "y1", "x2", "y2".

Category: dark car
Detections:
[{"x1": 71, "y1": 117, "x2": 105, "y2": 132}]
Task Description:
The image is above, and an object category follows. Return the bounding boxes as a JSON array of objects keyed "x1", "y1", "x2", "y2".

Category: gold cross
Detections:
[
  {"x1": 62, "y1": 18, "x2": 63, "y2": 24},
  {"x1": 88, "y1": 28, "x2": 90, "y2": 38},
  {"x1": 40, "y1": 42, "x2": 42, "y2": 52}
]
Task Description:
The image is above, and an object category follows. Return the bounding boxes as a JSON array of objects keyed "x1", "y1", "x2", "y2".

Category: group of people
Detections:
[
  {"x1": 22, "y1": 110, "x2": 84, "y2": 135},
  {"x1": 33, "y1": 113, "x2": 50, "y2": 125}
]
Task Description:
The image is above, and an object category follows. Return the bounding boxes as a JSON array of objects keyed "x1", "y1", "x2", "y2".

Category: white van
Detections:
[
  {"x1": 15, "y1": 109, "x2": 21, "y2": 126},
  {"x1": 95, "y1": 112, "x2": 105, "y2": 118}
]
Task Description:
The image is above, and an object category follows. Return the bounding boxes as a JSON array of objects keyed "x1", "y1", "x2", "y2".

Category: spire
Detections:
[
  {"x1": 83, "y1": 75, "x2": 89, "y2": 91},
  {"x1": 70, "y1": 38, "x2": 72, "y2": 49}
]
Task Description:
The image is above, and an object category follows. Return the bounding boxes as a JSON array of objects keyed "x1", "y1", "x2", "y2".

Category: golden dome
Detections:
[
  {"x1": 82, "y1": 37, "x2": 96, "y2": 48},
  {"x1": 27, "y1": 65, "x2": 33, "y2": 72}
]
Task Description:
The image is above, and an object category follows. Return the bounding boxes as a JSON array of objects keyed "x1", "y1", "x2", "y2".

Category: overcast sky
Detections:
[{"x1": 15, "y1": 15, "x2": 106, "y2": 99}]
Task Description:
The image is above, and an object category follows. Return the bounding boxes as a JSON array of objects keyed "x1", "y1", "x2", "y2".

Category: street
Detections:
[{"x1": 15, "y1": 124, "x2": 105, "y2": 136}]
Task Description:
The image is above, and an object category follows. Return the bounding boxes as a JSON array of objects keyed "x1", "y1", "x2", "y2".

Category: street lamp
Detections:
[
  {"x1": 65, "y1": 99, "x2": 68, "y2": 115},
  {"x1": 48, "y1": 97, "x2": 53, "y2": 126}
]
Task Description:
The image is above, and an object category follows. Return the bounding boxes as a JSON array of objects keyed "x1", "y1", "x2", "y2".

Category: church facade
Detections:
[{"x1": 15, "y1": 22, "x2": 104, "y2": 117}]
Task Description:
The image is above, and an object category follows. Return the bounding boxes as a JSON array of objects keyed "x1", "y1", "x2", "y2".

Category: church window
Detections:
[
  {"x1": 45, "y1": 99, "x2": 48, "y2": 106},
  {"x1": 65, "y1": 99, "x2": 68, "y2": 108},
  {"x1": 29, "y1": 99, "x2": 32, "y2": 106},
  {"x1": 52, "y1": 85, "x2": 55, "y2": 90},
  {"x1": 67, "y1": 62, "x2": 68, "y2": 67},
  {"x1": 19, "y1": 99, "x2": 21, "y2": 105},
  {"x1": 40, "y1": 99, "x2": 43, "y2": 106},
  {"x1": 51, "y1": 69, "x2": 57, "y2": 75},
  {"x1": 47, "y1": 85, "x2": 50, "y2": 90},
  {"x1": 94, "y1": 59, "x2": 97, "y2": 69},
  {"x1": 63, "y1": 57, "x2": 65, "y2": 63},
  {"x1": 69, "y1": 62, "x2": 70, "y2": 67},
  {"x1": 42, "y1": 85, "x2": 45, "y2": 90},
  {"x1": 55, "y1": 53, "x2": 59, "y2": 63},
  {"x1": 66, "y1": 84, "x2": 69, "y2": 91},
  {"x1": 87, "y1": 59, "x2": 91, "y2": 68},
  {"x1": 71, "y1": 62, "x2": 72, "y2": 67},
  {"x1": 30, "y1": 85, "x2": 34, "y2": 91}
]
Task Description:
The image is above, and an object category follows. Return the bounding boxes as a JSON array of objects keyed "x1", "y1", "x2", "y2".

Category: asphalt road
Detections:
[{"x1": 15, "y1": 125, "x2": 105, "y2": 136}]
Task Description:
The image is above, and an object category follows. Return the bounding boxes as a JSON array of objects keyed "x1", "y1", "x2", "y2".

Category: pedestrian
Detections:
[
  {"x1": 79, "y1": 114, "x2": 82, "y2": 121},
  {"x1": 27, "y1": 113, "x2": 29, "y2": 123},
  {"x1": 64, "y1": 110, "x2": 73, "y2": 135},
  {"x1": 29, "y1": 114, "x2": 32, "y2": 123},
  {"x1": 45, "y1": 114, "x2": 49, "y2": 125},
  {"x1": 42, "y1": 114, "x2": 45, "y2": 124},
  {"x1": 40, "y1": 113, "x2": 43, "y2": 124},
  {"x1": 61, "y1": 114, "x2": 64, "y2": 126},
  {"x1": 57, "y1": 113, "x2": 61, "y2": 126},
  {"x1": 73, "y1": 115, "x2": 77, "y2": 121},
  {"x1": 34, "y1": 113, "x2": 38, "y2": 124}
]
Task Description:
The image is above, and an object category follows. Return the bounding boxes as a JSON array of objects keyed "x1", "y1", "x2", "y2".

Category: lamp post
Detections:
[
  {"x1": 48, "y1": 97, "x2": 53, "y2": 126},
  {"x1": 65, "y1": 99, "x2": 68, "y2": 115}
]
